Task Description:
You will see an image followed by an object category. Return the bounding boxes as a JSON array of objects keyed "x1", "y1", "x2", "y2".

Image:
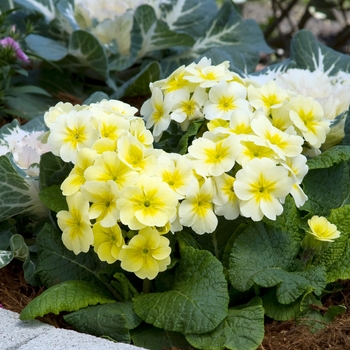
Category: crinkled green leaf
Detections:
[
  {"x1": 68, "y1": 30, "x2": 108, "y2": 79},
  {"x1": 176, "y1": 119, "x2": 205, "y2": 155},
  {"x1": 39, "y1": 184, "x2": 68, "y2": 213},
  {"x1": 36, "y1": 223, "x2": 108, "y2": 287},
  {"x1": 307, "y1": 145, "x2": 350, "y2": 170},
  {"x1": 301, "y1": 162, "x2": 350, "y2": 216},
  {"x1": 290, "y1": 29, "x2": 350, "y2": 74},
  {"x1": 319, "y1": 205, "x2": 350, "y2": 282},
  {"x1": 64, "y1": 302, "x2": 141, "y2": 343},
  {"x1": 228, "y1": 222, "x2": 327, "y2": 303},
  {"x1": 133, "y1": 246, "x2": 229, "y2": 334},
  {"x1": 186, "y1": 297, "x2": 264, "y2": 350},
  {"x1": 131, "y1": 324, "x2": 191, "y2": 350},
  {"x1": 20, "y1": 280, "x2": 115, "y2": 320}
]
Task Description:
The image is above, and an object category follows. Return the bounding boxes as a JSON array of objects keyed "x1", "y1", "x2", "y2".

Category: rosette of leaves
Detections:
[{"x1": 11, "y1": 0, "x2": 271, "y2": 101}]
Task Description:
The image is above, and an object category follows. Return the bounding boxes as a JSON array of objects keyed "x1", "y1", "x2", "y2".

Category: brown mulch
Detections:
[{"x1": 2, "y1": 260, "x2": 350, "y2": 349}]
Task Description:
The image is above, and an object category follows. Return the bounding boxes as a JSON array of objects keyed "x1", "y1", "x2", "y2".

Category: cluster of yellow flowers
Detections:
[{"x1": 43, "y1": 58, "x2": 333, "y2": 280}]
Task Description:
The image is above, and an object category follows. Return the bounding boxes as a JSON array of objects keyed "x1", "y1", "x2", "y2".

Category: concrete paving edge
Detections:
[{"x1": 0, "y1": 308, "x2": 146, "y2": 350}]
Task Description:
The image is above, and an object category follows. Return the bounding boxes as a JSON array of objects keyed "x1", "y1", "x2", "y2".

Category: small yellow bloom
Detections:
[
  {"x1": 119, "y1": 227, "x2": 171, "y2": 280},
  {"x1": 93, "y1": 222, "x2": 124, "y2": 263},
  {"x1": 308, "y1": 216, "x2": 340, "y2": 242}
]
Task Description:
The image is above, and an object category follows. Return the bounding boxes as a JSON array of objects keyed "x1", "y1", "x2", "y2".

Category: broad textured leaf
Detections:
[
  {"x1": 228, "y1": 222, "x2": 327, "y2": 303},
  {"x1": 301, "y1": 162, "x2": 350, "y2": 216},
  {"x1": 290, "y1": 29, "x2": 350, "y2": 74},
  {"x1": 186, "y1": 298, "x2": 264, "y2": 350},
  {"x1": 262, "y1": 288, "x2": 304, "y2": 321},
  {"x1": 39, "y1": 184, "x2": 68, "y2": 213},
  {"x1": 36, "y1": 223, "x2": 106, "y2": 287},
  {"x1": 131, "y1": 324, "x2": 191, "y2": 350},
  {"x1": 15, "y1": 0, "x2": 56, "y2": 22},
  {"x1": 68, "y1": 30, "x2": 108, "y2": 78},
  {"x1": 132, "y1": 5, "x2": 195, "y2": 61},
  {"x1": 26, "y1": 34, "x2": 68, "y2": 61},
  {"x1": 133, "y1": 246, "x2": 229, "y2": 334},
  {"x1": 307, "y1": 145, "x2": 350, "y2": 170},
  {"x1": 64, "y1": 302, "x2": 141, "y2": 343},
  {"x1": 20, "y1": 280, "x2": 115, "y2": 320},
  {"x1": 319, "y1": 205, "x2": 350, "y2": 282}
]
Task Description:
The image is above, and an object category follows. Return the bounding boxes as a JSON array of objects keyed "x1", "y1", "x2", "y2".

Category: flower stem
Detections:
[{"x1": 143, "y1": 278, "x2": 151, "y2": 294}]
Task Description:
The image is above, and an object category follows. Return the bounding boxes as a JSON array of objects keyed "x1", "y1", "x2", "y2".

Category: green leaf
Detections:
[
  {"x1": 301, "y1": 162, "x2": 350, "y2": 216},
  {"x1": 68, "y1": 30, "x2": 108, "y2": 79},
  {"x1": 20, "y1": 280, "x2": 115, "y2": 320},
  {"x1": 186, "y1": 297, "x2": 264, "y2": 350},
  {"x1": 262, "y1": 288, "x2": 306, "y2": 321},
  {"x1": 290, "y1": 29, "x2": 350, "y2": 74},
  {"x1": 132, "y1": 5, "x2": 195, "y2": 61},
  {"x1": 39, "y1": 184, "x2": 68, "y2": 213},
  {"x1": 228, "y1": 222, "x2": 327, "y2": 303},
  {"x1": 64, "y1": 302, "x2": 141, "y2": 343},
  {"x1": 35, "y1": 223, "x2": 109, "y2": 287},
  {"x1": 176, "y1": 119, "x2": 205, "y2": 155},
  {"x1": 15, "y1": 0, "x2": 56, "y2": 22},
  {"x1": 319, "y1": 205, "x2": 350, "y2": 282},
  {"x1": 133, "y1": 246, "x2": 229, "y2": 334},
  {"x1": 111, "y1": 61, "x2": 160, "y2": 99},
  {"x1": 26, "y1": 34, "x2": 68, "y2": 61},
  {"x1": 131, "y1": 324, "x2": 192, "y2": 350},
  {"x1": 307, "y1": 145, "x2": 350, "y2": 170},
  {"x1": 83, "y1": 91, "x2": 110, "y2": 104},
  {"x1": 39, "y1": 152, "x2": 73, "y2": 190}
]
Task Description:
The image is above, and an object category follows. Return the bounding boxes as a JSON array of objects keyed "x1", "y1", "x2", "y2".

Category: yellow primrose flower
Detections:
[
  {"x1": 236, "y1": 140, "x2": 276, "y2": 167},
  {"x1": 61, "y1": 148, "x2": 97, "y2": 196},
  {"x1": 117, "y1": 175, "x2": 178, "y2": 230},
  {"x1": 119, "y1": 227, "x2": 171, "y2": 280},
  {"x1": 57, "y1": 192, "x2": 93, "y2": 255},
  {"x1": 161, "y1": 65, "x2": 196, "y2": 93},
  {"x1": 249, "y1": 114, "x2": 304, "y2": 160},
  {"x1": 97, "y1": 99, "x2": 138, "y2": 117},
  {"x1": 117, "y1": 134, "x2": 158, "y2": 174},
  {"x1": 188, "y1": 133, "x2": 239, "y2": 177},
  {"x1": 170, "y1": 86, "x2": 207, "y2": 131},
  {"x1": 92, "y1": 111, "x2": 130, "y2": 141},
  {"x1": 129, "y1": 118, "x2": 154, "y2": 147},
  {"x1": 47, "y1": 109, "x2": 99, "y2": 163},
  {"x1": 140, "y1": 87, "x2": 173, "y2": 141},
  {"x1": 93, "y1": 222, "x2": 124, "y2": 263},
  {"x1": 80, "y1": 180, "x2": 120, "y2": 227},
  {"x1": 179, "y1": 177, "x2": 218, "y2": 234},
  {"x1": 84, "y1": 151, "x2": 139, "y2": 191},
  {"x1": 157, "y1": 153, "x2": 196, "y2": 199},
  {"x1": 248, "y1": 80, "x2": 289, "y2": 114},
  {"x1": 203, "y1": 80, "x2": 249, "y2": 120},
  {"x1": 307, "y1": 216, "x2": 340, "y2": 242},
  {"x1": 288, "y1": 95, "x2": 330, "y2": 149},
  {"x1": 184, "y1": 57, "x2": 233, "y2": 88},
  {"x1": 213, "y1": 173, "x2": 240, "y2": 220},
  {"x1": 234, "y1": 157, "x2": 293, "y2": 221}
]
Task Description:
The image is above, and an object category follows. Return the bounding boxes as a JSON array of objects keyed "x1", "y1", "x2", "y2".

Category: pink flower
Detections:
[{"x1": 0, "y1": 37, "x2": 29, "y2": 63}]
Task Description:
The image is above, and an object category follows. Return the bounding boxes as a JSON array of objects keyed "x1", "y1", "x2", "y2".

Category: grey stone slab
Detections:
[{"x1": 0, "y1": 309, "x2": 146, "y2": 350}]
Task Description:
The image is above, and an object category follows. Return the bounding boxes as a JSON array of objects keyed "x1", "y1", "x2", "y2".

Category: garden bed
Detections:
[{"x1": 1, "y1": 259, "x2": 350, "y2": 350}]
